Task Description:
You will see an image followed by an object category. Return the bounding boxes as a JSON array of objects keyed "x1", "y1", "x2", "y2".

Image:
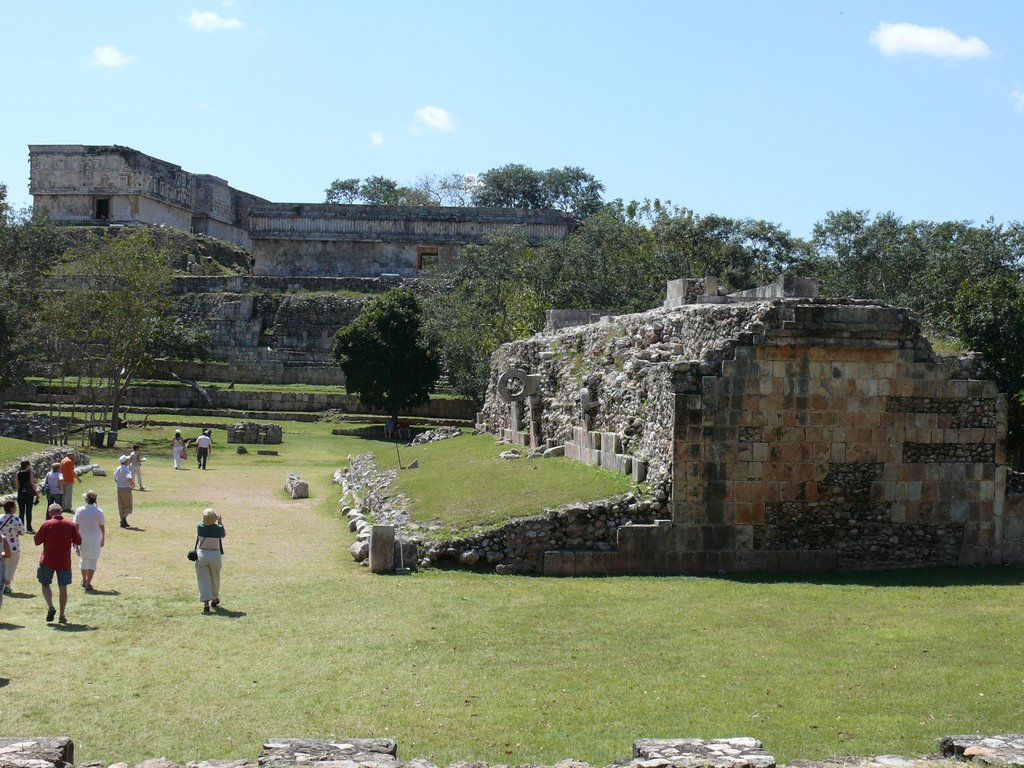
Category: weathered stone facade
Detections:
[
  {"x1": 29, "y1": 145, "x2": 266, "y2": 248},
  {"x1": 249, "y1": 203, "x2": 574, "y2": 277},
  {"x1": 481, "y1": 277, "x2": 1017, "y2": 575}
]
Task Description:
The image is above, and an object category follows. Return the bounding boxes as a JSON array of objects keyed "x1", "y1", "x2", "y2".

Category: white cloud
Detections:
[
  {"x1": 92, "y1": 45, "x2": 136, "y2": 67},
  {"x1": 414, "y1": 105, "x2": 455, "y2": 131},
  {"x1": 189, "y1": 8, "x2": 245, "y2": 31},
  {"x1": 1012, "y1": 87, "x2": 1024, "y2": 113},
  {"x1": 369, "y1": 131, "x2": 385, "y2": 147},
  {"x1": 870, "y1": 22, "x2": 991, "y2": 59}
]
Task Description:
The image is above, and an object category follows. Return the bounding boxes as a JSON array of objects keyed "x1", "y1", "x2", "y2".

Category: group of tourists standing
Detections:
[{"x1": 0, "y1": 425, "x2": 227, "y2": 624}]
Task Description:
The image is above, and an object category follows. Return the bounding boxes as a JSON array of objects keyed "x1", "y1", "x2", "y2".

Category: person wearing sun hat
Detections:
[
  {"x1": 112, "y1": 454, "x2": 135, "y2": 529},
  {"x1": 194, "y1": 508, "x2": 226, "y2": 614},
  {"x1": 73, "y1": 489, "x2": 106, "y2": 591}
]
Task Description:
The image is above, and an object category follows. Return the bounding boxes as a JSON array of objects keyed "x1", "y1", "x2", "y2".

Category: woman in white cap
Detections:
[
  {"x1": 74, "y1": 490, "x2": 106, "y2": 591},
  {"x1": 194, "y1": 508, "x2": 226, "y2": 614},
  {"x1": 172, "y1": 430, "x2": 186, "y2": 470}
]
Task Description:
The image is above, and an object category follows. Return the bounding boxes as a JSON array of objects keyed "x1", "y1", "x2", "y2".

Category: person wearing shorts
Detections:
[{"x1": 35, "y1": 503, "x2": 82, "y2": 624}]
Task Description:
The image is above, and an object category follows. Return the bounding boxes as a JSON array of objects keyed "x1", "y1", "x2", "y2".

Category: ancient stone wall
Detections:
[
  {"x1": 479, "y1": 302, "x2": 770, "y2": 488},
  {"x1": 250, "y1": 203, "x2": 574, "y2": 277},
  {"x1": 480, "y1": 292, "x2": 1015, "y2": 575},
  {"x1": 28, "y1": 145, "x2": 267, "y2": 248},
  {"x1": 9, "y1": 734, "x2": 1024, "y2": 768},
  {"x1": 10, "y1": 383, "x2": 475, "y2": 421}
]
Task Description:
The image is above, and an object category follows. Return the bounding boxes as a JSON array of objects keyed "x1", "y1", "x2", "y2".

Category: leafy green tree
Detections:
[
  {"x1": 324, "y1": 176, "x2": 432, "y2": 206},
  {"x1": 541, "y1": 203, "x2": 658, "y2": 311},
  {"x1": 472, "y1": 164, "x2": 605, "y2": 218},
  {"x1": 422, "y1": 229, "x2": 548, "y2": 403},
  {"x1": 40, "y1": 228, "x2": 196, "y2": 429},
  {"x1": 333, "y1": 289, "x2": 441, "y2": 419},
  {"x1": 0, "y1": 209, "x2": 68, "y2": 393},
  {"x1": 805, "y1": 210, "x2": 926, "y2": 306},
  {"x1": 952, "y1": 274, "x2": 1024, "y2": 466}
]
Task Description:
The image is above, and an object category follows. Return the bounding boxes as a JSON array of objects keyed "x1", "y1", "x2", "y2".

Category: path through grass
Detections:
[{"x1": 2, "y1": 419, "x2": 1023, "y2": 766}]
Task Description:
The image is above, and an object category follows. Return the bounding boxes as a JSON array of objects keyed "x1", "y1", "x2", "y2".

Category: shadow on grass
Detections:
[
  {"x1": 718, "y1": 565, "x2": 1024, "y2": 588},
  {"x1": 5, "y1": 591, "x2": 36, "y2": 599},
  {"x1": 0, "y1": 678, "x2": 8, "y2": 688},
  {"x1": 0, "y1": 622, "x2": 22, "y2": 630},
  {"x1": 87, "y1": 588, "x2": 121, "y2": 596},
  {"x1": 212, "y1": 606, "x2": 246, "y2": 618},
  {"x1": 51, "y1": 622, "x2": 96, "y2": 632}
]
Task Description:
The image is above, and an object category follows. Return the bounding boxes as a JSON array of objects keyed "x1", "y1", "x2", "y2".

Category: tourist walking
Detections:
[
  {"x1": 0, "y1": 499, "x2": 25, "y2": 595},
  {"x1": 74, "y1": 490, "x2": 105, "y2": 591},
  {"x1": 113, "y1": 455, "x2": 135, "y2": 528},
  {"x1": 43, "y1": 462, "x2": 63, "y2": 509},
  {"x1": 60, "y1": 450, "x2": 76, "y2": 512},
  {"x1": 193, "y1": 508, "x2": 226, "y2": 614},
  {"x1": 172, "y1": 430, "x2": 186, "y2": 470},
  {"x1": 15, "y1": 459, "x2": 40, "y2": 533},
  {"x1": 195, "y1": 429, "x2": 212, "y2": 470},
  {"x1": 130, "y1": 444, "x2": 146, "y2": 490},
  {"x1": 0, "y1": 531, "x2": 11, "y2": 613},
  {"x1": 35, "y1": 502, "x2": 82, "y2": 624}
]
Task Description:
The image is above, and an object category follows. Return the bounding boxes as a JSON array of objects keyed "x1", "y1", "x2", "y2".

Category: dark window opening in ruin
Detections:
[
  {"x1": 416, "y1": 246, "x2": 439, "y2": 272},
  {"x1": 94, "y1": 198, "x2": 111, "y2": 220}
]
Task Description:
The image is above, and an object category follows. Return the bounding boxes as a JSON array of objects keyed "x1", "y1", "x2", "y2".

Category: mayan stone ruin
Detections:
[{"x1": 478, "y1": 275, "x2": 1024, "y2": 576}]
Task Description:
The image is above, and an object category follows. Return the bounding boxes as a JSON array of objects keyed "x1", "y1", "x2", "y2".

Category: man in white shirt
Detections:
[
  {"x1": 112, "y1": 455, "x2": 135, "y2": 529},
  {"x1": 195, "y1": 429, "x2": 213, "y2": 470}
]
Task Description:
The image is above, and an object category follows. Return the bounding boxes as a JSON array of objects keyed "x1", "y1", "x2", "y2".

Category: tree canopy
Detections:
[{"x1": 333, "y1": 289, "x2": 441, "y2": 419}]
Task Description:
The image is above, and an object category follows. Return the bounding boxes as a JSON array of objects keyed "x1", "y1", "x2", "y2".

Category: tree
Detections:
[
  {"x1": 421, "y1": 229, "x2": 548, "y2": 404},
  {"x1": 324, "y1": 176, "x2": 432, "y2": 206},
  {"x1": 472, "y1": 164, "x2": 605, "y2": 218},
  {"x1": 333, "y1": 289, "x2": 441, "y2": 419},
  {"x1": 0, "y1": 208, "x2": 68, "y2": 392},
  {"x1": 40, "y1": 228, "x2": 196, "y2": 430}
]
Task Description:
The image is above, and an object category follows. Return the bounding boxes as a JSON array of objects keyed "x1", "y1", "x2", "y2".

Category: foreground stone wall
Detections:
[{"x1": 6, "y1": 733, "x2": 1024, "y2": 768}]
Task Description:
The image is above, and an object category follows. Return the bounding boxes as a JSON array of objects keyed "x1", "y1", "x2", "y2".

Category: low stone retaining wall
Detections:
[
  {"x1": 336, "y1": 451, "x2": 661, "y2": 574},
  {"x1": 4, "y1": 733, "x2": 1024, "y2": 768},
  {"x1": 10, "y1": 384, "x2": 476, "y2": 421},
  {"x1": 0, "y1": 447, "x2": 89, "y2": 494}
]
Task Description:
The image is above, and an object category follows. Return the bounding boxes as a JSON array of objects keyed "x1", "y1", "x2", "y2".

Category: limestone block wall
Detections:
[{"x1": 664, "y1": 302, "x2": 1010, "y2": 573}]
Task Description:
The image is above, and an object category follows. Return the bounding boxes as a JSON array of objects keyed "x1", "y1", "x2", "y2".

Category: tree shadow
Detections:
[{"x1": 718, "y1": 565, "x2": 1024, "y2": 588}]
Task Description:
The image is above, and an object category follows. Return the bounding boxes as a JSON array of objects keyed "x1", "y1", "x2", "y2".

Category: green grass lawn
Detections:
[
  {"x1": 0, "y1": 435, "x2": 45, "y2": 466},
  {"x1": 1, "y1": 418, "x2": 1023, "y2": 766}
]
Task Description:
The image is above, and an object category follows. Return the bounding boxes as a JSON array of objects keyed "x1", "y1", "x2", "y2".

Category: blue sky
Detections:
[{"x1": 2, "y1": 1, "x2": 1021, "y2": 238}]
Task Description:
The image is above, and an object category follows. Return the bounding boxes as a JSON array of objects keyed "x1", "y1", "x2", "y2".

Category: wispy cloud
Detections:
[
  {"x1": 414, "y1": 106, "x2": 455, "y2": 131},
  {"x1": 1012, "y1": 87, "x2": 1024, "y2": 113},
  {"x1": 870, "y1": 22, "x2": 991, "y2": 59},
  {"x1": 92, "y1": 45, "x2": 136, "y2": 67},
  {"x1": 189, "y1": 8, "x2": 245, "y2": 31},
  {"x1": 369, "y1": 131, "x2": 385, "y2": 147}
]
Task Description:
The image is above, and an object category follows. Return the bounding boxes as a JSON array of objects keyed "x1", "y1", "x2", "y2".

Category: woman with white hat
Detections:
[
  {"x1": 74, "y1": 489, "x2": 106, "y2": 591},
  {"x1": 194, "y1": 508, "x2": 226, "y2": 614}
]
